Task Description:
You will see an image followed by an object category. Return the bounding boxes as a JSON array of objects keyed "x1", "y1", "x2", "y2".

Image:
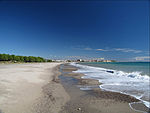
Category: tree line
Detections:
[{"x1": 0, "y1": 54, "x2": 52, "y2": 62}]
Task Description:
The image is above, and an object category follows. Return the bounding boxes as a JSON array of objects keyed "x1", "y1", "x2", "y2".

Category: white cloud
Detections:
[
  {"x1": 84, "y1": 47, "x2": 93, "y2": 50},
  {"x1": 96, "y1": 49, "x2": 108, "y2": 51},
  {"x1": 81, "y1": 46, "x2": 143, "y2": 54},
  {"x1": 134, "y1": 56, "x2": 150, "y2": 61},
  {"x1": 114, "y1": 48, "x2": 142, "y2": 53},
  {"x1": 95, "y1": 48, "x2": 142, "y2": 53}
]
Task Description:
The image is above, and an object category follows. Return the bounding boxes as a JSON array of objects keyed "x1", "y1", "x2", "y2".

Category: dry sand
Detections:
[{"x1": 0, "y1": 63, "x2": 69, "y2": 113}]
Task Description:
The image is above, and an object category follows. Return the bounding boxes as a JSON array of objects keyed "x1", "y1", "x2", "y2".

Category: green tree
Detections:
[
  {"x1": 0, "y1": 54, "x2": 46, "y2": 63},
  {"x1": 19, "y1": 56, "x2": 24, "y2": 62},
  {"x1": 0, "y1": 54, "x2": 9, "y2": 61},
  {"x1": 11, "y1": 55, "x2": 16, "y2": 61},
  {"x1": 8, "y1": 55, "x2": 13, "y2": 61},
  {"x1": 47, "y1": 59, "x2": 52, "y2": 62},
  {"x1": 24, "y1": 56, "x2": 29, "y2": 62}
]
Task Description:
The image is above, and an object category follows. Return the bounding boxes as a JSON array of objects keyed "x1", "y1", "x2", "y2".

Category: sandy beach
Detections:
[
  {"x1": 0, "y1": 63, "x2": 149, "y2": 113},
  {"x1": 0, "y1": 63, "x2": 69, "y2": 113}
]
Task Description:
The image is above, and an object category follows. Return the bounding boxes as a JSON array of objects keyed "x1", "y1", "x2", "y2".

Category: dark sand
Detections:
[{"x1": 59, "y1": 64, "x2": 149, "y2": 113}]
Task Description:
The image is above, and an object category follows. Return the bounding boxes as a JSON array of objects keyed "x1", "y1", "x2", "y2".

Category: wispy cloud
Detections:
[
  {"x1": 74, "y1": 46, "x2": 144, "y2": 54},
  {"x1": 114, "y1": 48, "x2": 142, "y2": 53},
  {"x1": 134, "y1": 56, "x2": 150, "y2": 61},
  {"x1": 85, "y1": 47, "x2": 143, "y2": 53},
  {"x1": 96, "y1": 49, "x2": 108, "y2": 51},
  {"x1": 84, "y1": 47, "x2": 93, "y2": 50}
]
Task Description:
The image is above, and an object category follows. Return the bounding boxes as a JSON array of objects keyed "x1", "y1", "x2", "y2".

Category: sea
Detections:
[{"x1": 70, "y1": 62, "x2": 150, "y2": 109}]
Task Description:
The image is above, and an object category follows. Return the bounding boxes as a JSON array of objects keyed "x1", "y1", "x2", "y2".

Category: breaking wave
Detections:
[{"x1": 70, "y1": 62, "x2": 150, "y2": 108}]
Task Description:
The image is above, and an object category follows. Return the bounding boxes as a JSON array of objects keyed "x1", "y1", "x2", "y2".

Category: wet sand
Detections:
[{"x1": 59, "y1": 64, "x2": 149, "y2": 113}]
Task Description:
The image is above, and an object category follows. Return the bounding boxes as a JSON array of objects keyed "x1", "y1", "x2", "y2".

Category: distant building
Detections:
[{"x1": 102, "y1": 60, "x2": 116, "y2": 62}]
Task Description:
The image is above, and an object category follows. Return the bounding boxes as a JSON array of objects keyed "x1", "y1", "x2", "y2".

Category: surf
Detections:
[{"x1": 70, "y1": 62, "x2": 150, "y2": 109}]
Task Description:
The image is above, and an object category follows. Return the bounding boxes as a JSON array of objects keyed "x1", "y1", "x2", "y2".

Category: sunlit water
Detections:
[{"x1": 71, "y1": 62, "x2": 150, "y2": 109}]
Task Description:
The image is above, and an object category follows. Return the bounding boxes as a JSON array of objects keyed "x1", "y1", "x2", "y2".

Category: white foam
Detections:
[
  {"x1": 70, "y1": 62, "x2": 150, "y2": 108},
  {"x1": 129, "y1": 102, "x2": 147, "y2": 113}
]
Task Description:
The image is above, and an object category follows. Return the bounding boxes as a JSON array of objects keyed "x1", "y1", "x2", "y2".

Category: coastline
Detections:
[
  {"x1": 33, "y1": 64, "x2": 70, "y2": 113},
  {"x1": 0, "y1": 63, "x2": 149, "y2": 113},
  {"x1": 59, "y1": 63, "x2": 149, "y2": 113}
]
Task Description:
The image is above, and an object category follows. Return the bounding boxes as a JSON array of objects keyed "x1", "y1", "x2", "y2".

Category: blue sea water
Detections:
[
  {"x1": 70, "y1": 62, "x2": 150, "y2": 109},
  {"x1": 79, "y1": 62, "x2": 150, "y2": 76}
]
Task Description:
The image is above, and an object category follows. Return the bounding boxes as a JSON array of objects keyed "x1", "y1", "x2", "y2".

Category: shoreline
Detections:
[
  {"x1": 0, "y1": 63, "x2": 149, "y2": 113},
  {"x1": 59, "y1": 63, "x2": 149, "y2": 113},
  {"x1": 71, "y1": 63, "x2": 150, "y2": 112},
  {"x1": 33, "y1": 64, "x2": 70, "y2": 113}
]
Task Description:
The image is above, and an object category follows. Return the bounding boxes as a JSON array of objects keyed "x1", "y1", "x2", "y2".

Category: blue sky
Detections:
[{"x1": 0, "y1": 0, "x2": 149, "y2": 61}]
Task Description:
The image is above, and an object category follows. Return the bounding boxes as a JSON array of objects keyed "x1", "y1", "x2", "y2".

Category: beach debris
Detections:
[
  {"x1": 106, "y1": 70, "x2": 114, "y2": 73},
  {"x1": 77, "y1": 107, "x2": 81, "y2": 111}
]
